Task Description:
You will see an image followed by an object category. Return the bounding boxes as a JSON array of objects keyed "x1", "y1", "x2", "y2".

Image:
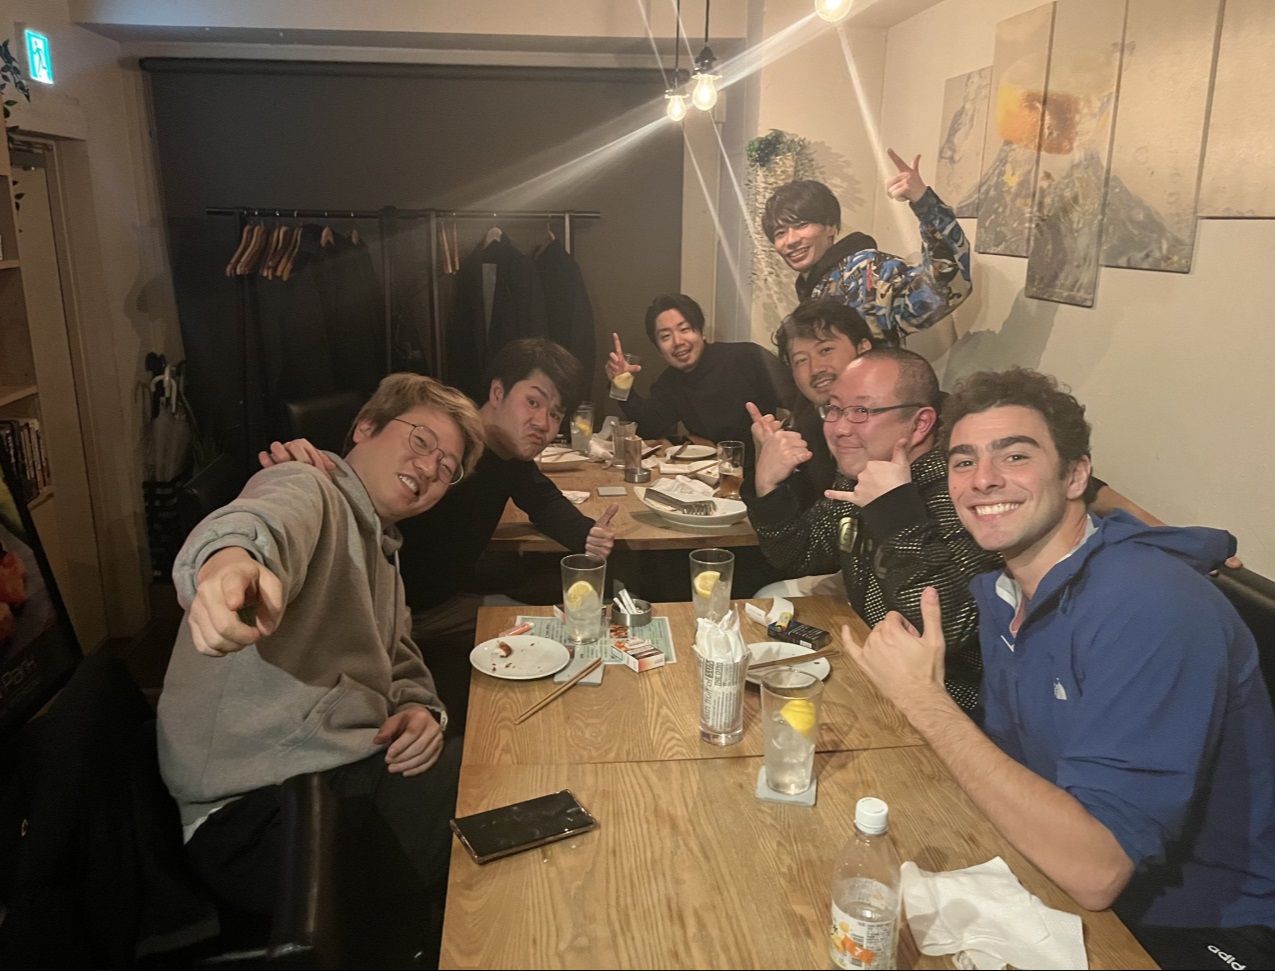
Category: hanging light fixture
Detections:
[
  {"x1": 664, "y1": 0, "x2": 688, "y2": 121},
  {"x1": 690, "y1": 0, "x2": 720, "y2": 111},
  {"x1": 814, "y1": 0, "x2": 852, "y2": 23}
]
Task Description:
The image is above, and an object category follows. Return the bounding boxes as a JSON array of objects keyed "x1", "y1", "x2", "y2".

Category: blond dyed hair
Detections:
[{"x1": 350, "y1": 374, "x2": 485, "y2": 475}]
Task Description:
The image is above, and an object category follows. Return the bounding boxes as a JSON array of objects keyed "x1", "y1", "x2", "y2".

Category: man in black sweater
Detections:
[
  {"x1": 260, "y1": 339, "x2": 617, "y2": 731},
  {"x1": 606, "y1": 293, "x2": 794, "y2": 464}
]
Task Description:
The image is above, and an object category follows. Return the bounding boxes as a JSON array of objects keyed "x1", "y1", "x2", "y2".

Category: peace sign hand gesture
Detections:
[
  {"x1": 605, "y1": 332, "x2": 642, "y2": 381},
  {"x1": 885, "y1": 148, "x2": 927, "y2": 204}
]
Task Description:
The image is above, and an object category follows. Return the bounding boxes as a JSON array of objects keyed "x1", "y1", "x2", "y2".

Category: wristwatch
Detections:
[{"x1": 427, "y1": 706, "x2": 449, "y2": 734}]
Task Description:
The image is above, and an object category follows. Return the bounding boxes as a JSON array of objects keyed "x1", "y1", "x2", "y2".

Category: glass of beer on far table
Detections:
[{"x1": 715, "y1": 441, "x2": 744, "y2": 500}]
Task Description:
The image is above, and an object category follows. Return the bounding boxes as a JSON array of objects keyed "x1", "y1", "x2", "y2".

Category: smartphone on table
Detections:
[{"x1": 450, "y1": 789, "x2": 598, "y2": 865}]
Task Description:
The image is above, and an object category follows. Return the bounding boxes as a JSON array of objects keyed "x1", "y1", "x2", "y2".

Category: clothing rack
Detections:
[{"x1": 204, "y1": 205, "x2": 601, "y2": 469}]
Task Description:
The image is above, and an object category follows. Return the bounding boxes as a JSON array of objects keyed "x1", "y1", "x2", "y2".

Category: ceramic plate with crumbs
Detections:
[{"x1": 470, "y1": 635, "x2": 571, "y2": 680}]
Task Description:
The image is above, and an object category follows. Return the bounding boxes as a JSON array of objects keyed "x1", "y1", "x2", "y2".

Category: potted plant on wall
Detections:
[{"x1": 1, "y1": 38, "x2": 31, "y2": 147}]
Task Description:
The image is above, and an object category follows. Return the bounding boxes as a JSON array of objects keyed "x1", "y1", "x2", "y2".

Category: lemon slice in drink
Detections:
[
  {"x1": 565, "y1": 580, "x2": 596, "y2": 612},
  {"x1": 693, "y1": 570, "x2": 721, "y2": 599},
  {"x1": 574, "y1": 418, "x2": 591, "y2": 436},
  {"x1": 612, "y1": 372, "x2": 634, "y2": 390},
  {"x1": 780, "y1": 699, "x2": 817, "y2": 736}
]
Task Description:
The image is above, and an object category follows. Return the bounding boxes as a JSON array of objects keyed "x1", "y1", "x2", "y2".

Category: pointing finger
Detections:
[
  {"x1": 911, "y1": 154, "x2": 922, "y2": 174},
  {"x1": 612, "y1": 332, "x2": 625, "y2": 356},
  {"x1": 887, "y1": 147, "x2": 907, "y2": 172},
  {"x1": 745, "y1": 401, "x2": 764, "y2": 423}
]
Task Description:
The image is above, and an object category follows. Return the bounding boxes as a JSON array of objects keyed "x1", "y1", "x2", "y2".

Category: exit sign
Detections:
[{"x1": 25, "y1": 29, "x2": 52, "y2": 84}]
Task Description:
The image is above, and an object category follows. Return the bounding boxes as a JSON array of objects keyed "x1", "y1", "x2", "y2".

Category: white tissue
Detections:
[
  {"x1": 694, "y1": 606, "x2": 746, "y2": 661},
  {"x1": 901, "y1": 857, "x2": 1087, "y2": 971}
]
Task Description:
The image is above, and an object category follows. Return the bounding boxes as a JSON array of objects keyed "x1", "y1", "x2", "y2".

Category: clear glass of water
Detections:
[
  {"x1": 761, "y1": 669, "x2": 822, "y2": 794},
  {"x1": 570, "y1": 402, "x2": 594, "y2": 453},
  {"x1": 561, "y1": 553, "x2": 605, "y2": 646},
  {"x1": 689, "y1": 548, "x2": 734, "y2": 622}
]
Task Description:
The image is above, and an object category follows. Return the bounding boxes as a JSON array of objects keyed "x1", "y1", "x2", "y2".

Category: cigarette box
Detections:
[{"x1": 613, "y1": 637, "x2": 665, "y2": 673}]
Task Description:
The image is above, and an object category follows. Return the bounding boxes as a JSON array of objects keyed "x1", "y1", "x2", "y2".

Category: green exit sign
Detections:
[{"x1": 25, "y1": 29, "x2": 52, "y2": 84}]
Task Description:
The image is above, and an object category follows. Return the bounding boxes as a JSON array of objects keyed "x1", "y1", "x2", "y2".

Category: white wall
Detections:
[
  {"x1": 750, "y1": 0, "x2": 888, "y2": 344},
  {"x1": 874, "y1": 0, "x2": 1275, "y2": 575},
  {"x1": 3, "y1": 0, "x2": 170, "y2": 633}
]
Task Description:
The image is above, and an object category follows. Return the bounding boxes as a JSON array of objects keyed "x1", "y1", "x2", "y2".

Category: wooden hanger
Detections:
[
  {"x1": 261, "y1": 220, "x2": 287, "y2": 279},
  {"x1": 225, "y1": 220, "x2": 254, "y2": 277},
  {"x1": 235, "y1": 221, "x2": 266, "y2": 275},
  {"x1": 350, "y1": 212, "x2": 362, "y2": 246},
  {"x1": 279, "y1": 214, "x2": 305, "y2": 280}
]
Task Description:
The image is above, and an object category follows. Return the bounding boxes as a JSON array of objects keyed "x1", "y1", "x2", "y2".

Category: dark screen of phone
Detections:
[{"x1": 453, "y1": 790, "x2": 593, "y2": 860}]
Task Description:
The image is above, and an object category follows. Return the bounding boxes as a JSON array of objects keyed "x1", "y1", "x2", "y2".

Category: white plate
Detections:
[
  {"x1": 537, "y1": 451, "x2": 589, "y2": 472},
  {"x1": 639, "y1": 490, "x2": 749, "y2": 527},
  {"x1": 664, "y1": 443, "x2": 717, "y2": 461},
  {"x1": 745, "y1": 642, "x2": 832, "y2": 686},
  {"x1": 470, "y1": 634, "x2": 571, "y2": 680}
]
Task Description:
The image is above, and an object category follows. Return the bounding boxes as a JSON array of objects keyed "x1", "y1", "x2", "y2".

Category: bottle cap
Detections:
[{"x1": 855, "y1": 796, "x2": 889, "y2": 835}]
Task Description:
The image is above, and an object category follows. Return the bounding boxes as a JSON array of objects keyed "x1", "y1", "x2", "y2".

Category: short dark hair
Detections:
[
  {"x1": 761, "y1": 180, "x2": 841, "y2": 242},
  {"x1": 644, "y1": 293, "x2": 706, "y2": 346},
  {"x1": 856, "y1": 346, "x2": 940, "y2": 410},
  {"x1": 484, "y1": 338, "x2": 584, "y2": 416},
  {"x1": 942, "y1": 368, "x2": 1097, "y2": 500},
  {"x1": 774, "y1": 299, "x2": 875, "y2": 367}
]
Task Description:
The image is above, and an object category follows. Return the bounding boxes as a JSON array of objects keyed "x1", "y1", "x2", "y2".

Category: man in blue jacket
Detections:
[{"x1": 842, "y1": 367, "x2": 1275, "y2": 970}]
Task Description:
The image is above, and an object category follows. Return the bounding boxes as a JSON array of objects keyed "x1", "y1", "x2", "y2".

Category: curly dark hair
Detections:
[
  {"x1": 942, "y1": 368, "x2": 1097, "y2": 500},
  {"x1": 643, "y1": 293, "x2": 706, "y2": 346},
  {"x1": 760, "y1": 180, "x2": 841, "y2": 242}
]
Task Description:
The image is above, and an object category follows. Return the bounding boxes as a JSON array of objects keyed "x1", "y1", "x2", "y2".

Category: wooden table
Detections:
[
  {"x1": 441, "y1": 749, "x2": 1155, "y2": 969},
  {"x1": 463, "y1": 598, "x2": 923, "y2": 767},
  {"x1": 441, "y1": 598, "x2": 1157, "y2": 970},
  {"x1": 488, "y1": 458, "x2": 759, "y2": 552}
]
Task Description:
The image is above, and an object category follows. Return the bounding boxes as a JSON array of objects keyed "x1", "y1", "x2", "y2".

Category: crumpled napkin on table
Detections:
[
  {"x1": 648, "y1": 475, "x2": 714, "y2": 497},
  {"x1": 560, "y1": 490, "x2": 589, "y2": 504},
  {"x1": 901, "y1": 857, "x2": 1087, "y2": 970}
]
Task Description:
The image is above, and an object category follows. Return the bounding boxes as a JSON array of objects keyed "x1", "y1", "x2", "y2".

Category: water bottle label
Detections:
[{"x1": 830, "y1": 901, "x2": 896, "y2": 969}]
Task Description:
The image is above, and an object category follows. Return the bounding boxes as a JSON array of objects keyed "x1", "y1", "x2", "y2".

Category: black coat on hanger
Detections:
[
  {"x1": 535, "y1": 238, "x2": 596, "y2": 380},
  {"x1": 447, "y1": 234, "x2": 548, "y2": 401}
]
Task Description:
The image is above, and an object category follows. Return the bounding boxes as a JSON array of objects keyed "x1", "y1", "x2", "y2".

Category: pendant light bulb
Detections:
[
  {"x1": 665, "y1": 91, "x2": 688, "y2": 122},
  {"x1": 815, "y1": 0, "x2": 851, "y2": 22},
  {"x1": 690, "y1": 72, "x2": 719, "y2": 111}
]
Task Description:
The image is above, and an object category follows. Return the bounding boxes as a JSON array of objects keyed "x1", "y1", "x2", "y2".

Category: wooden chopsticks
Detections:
[
  {"x1": 514, "y1": 658, "x2": 603, "y2": 724},
  {"x1": 747, "y1": 646, "x2": 839, "y2": 672}
]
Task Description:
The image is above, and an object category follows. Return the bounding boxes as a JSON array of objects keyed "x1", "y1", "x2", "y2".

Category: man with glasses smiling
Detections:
[
  {"x1": 744, "y1": 347, "x2": 998, "y2": 710},
  {"x1": 261, "y1": 339, "x2": 617, "y2": 733},
  {"x1": 159, "y1": 373, "x2": 485, "y2": 919}
]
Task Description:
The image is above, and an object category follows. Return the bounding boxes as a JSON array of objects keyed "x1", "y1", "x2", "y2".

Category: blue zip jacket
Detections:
[{"x1": 973, "y1": 510, "x2": 1275, "y2": 929}]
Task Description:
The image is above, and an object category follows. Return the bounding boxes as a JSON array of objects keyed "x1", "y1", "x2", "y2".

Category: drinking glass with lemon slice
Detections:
[
  {"x1": 760, "y1": 669, "x2": 823, "y2": 794},
  {"x1": 689, "y1": 548, "x2": 734, "y2": 622},
  {"x1": 570, "y1": 401, "x2": 594, "y2": 453},
  {"x1": 561, "y1": 553, "x2": 606, "y2": 647},
  {"x1": 609, "y1": 354, "x2": 640, "y2": 401}
]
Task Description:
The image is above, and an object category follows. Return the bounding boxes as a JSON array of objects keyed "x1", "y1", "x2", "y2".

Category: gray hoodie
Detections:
[{"x1": 158, "y1": 455, "x2": 442, "y2": 829}]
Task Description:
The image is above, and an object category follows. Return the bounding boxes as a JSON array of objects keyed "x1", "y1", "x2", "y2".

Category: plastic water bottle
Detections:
[{"x1": 829, "y1": 797, "x2": 901, "y2": 970}]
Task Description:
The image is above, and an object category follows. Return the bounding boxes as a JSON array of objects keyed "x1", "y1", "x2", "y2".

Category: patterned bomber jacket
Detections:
[
  {"x1": 796, "y1": 188, "x2": 972, "y2": 346},
  {"x1": 744, "y1": 447, "x2": 1001, "y2": 710}
]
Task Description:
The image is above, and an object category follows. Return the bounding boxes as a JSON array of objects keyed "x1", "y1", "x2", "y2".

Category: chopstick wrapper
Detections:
[
  {"x1": 900, "y1": 857, "x2": 1087, "y2": 970},
  {"x1": 743, "y1": 597, "x2": 794, "y2": 629},
  {"x1": 693, "y1": 607, "x2": 748, "y2": 735}
]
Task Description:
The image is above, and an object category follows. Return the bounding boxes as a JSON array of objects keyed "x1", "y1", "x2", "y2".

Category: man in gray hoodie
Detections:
[{"x1": 158, "y1": 373, "x2": 485, "y2": 916}]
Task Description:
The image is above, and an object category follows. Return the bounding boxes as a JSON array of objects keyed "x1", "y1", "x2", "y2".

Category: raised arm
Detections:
[
  {"x1": 868, "y1": 150, "x2": 973, "y2": 342},
  {"x1": 846, "y1": 590, "x2": 1135, "y2": 911}
]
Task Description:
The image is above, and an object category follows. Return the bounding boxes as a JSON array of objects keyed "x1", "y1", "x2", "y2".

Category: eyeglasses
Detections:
[
  {"x1": 817, "y1": 402, "x2": 926, "y2": 424},
  {"x1": 390, "y1": 418, "x2": 464, "y2": 485}
]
